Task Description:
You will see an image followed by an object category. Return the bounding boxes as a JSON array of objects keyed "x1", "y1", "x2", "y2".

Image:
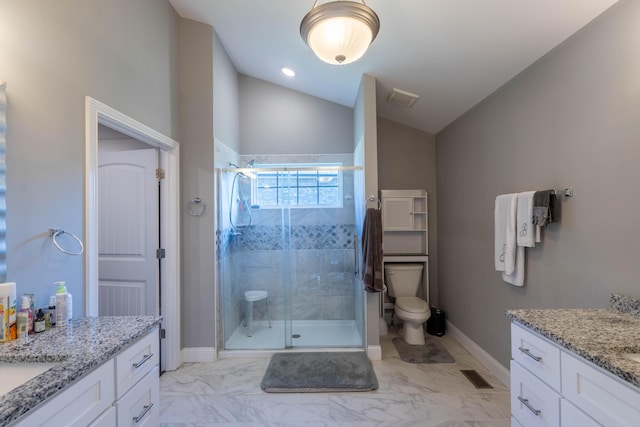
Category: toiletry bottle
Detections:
[
  {"x1": 0, "y1": 282, "x2": 16, "y2": 341},
  {"x1": 48, "y1": 295, "x2": 56, "y2": 326},
  {"x1": 34, "y1": 309, "x2": 45, "y2": 333},
  {"x1": 54, "y1": 282, "x2": 73, "y2": 326},
  {"x1": 55, "y1": 281, "x2": 70, "y2": 327},
  {"x1": 20, "y1": 295, "x2": 33, "y2": 334},
  {"x1": 16, "y1": 311, "x2": 28, "y2": 342},
  {"x1": 0, "y1": 301, "x2": 5, "y2": 342}
]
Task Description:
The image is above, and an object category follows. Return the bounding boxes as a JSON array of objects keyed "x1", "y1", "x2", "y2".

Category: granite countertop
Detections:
[
  {"x1": 506, "y1": 294, "x2": 640, "y2": 389},
  {"x1": 0, "y1": 316, "x2": 161, "y2": 427}
]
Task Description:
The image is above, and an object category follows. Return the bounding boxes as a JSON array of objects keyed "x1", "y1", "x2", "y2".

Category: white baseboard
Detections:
[
  {"x1": 446, "y1": 321, "x2": 510, "y2": 387},
  {"x1": 367, "y1": 344, "x2": 382, "y2": 360},
  {"x1": 181, "y1": 347, "x2": 217, "y2": 363}
]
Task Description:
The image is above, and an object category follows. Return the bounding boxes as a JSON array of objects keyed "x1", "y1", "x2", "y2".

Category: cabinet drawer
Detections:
[
  {"x1": 560, "y1": 398, "x2": 600, "y2": 427},
  {"x1": 115, "y1": 328, "x2": 159, "y2": 399},
  {"x1": 116, "y1": 366, "x2": 159, "y2": 427},
  {"x1": 511, "y1": 360, "x2": 560, "y2": 427},
  {"x1": 511, "y1": 323, "x2": 561, "y2": 391},
  {"x1": 89, "y1": 406, "x2": 116, "y2": 427},
  {"x1": 15, "y1": 359, "x2": 114, "y2": 427},
  {"x1": 561, "y1": 352, "x2": 640, "y2": 427}
]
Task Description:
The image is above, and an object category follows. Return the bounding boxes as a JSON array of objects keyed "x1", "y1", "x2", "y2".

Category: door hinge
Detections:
[
  {"x1": 156, "y1": 248, "x2": 166, "y2": 259},
  {"x1": 160, "y1": 329, "x2": 166, "y2": 339},
  {"x1": 156, "y1": 168, "x2": 165, "y2": 180}
]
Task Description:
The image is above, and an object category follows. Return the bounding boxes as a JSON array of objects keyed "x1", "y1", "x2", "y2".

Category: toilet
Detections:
[{"x1": 384, "y1": 263, "x2": 430, "y2": 345}]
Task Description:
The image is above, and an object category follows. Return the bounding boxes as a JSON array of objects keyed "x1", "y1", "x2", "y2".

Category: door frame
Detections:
[{"x1": 85, "y1": 97, "x2": 181, "y2": 371}]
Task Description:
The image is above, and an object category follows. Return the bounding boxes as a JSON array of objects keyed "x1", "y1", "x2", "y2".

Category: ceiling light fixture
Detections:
[{"x1": 300, "y1": 0, "x2": 380, "y2": 65}]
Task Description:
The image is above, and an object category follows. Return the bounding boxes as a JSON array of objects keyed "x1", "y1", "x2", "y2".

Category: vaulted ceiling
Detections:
[{"x1": 169, "y1": 0, "x2": 619, "y2": 135}]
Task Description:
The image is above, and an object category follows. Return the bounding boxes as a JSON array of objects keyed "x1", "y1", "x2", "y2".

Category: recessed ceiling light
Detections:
[{"x1": 282, "y1": 67, "x2": 295, "y2": 77}]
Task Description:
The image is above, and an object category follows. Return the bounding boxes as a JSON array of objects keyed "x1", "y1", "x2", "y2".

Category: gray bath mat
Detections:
[
  {"x1": 261, "y1": 352, "x2": 378, "y2": 393},
  {"x1": 392, "y1": 336, "x2": 455, "y2": 364}
]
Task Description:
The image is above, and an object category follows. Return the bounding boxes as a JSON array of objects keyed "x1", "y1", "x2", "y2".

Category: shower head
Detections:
[{"x1": 229, "y1": 160, "x2": 256, "y2": 179}]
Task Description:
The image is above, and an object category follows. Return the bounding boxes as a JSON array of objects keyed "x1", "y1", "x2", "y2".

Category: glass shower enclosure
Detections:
[{"x1": 217, "y1": 164, "x2": 365, "y2": 350}]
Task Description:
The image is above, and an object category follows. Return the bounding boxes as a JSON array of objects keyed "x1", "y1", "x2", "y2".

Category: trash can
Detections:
[{"x1": 427, "y1": 307, "x2": 445, "y2": 336}]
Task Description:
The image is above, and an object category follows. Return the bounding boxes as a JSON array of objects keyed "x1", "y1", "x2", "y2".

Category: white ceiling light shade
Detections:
[{"x1": 300, "y1": 0, "x2": 380, "y2": 65}]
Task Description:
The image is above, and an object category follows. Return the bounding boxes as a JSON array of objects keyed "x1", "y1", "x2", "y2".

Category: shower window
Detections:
[{"x1": 252, "y1": 163, "x2": 343, "y2": 208}]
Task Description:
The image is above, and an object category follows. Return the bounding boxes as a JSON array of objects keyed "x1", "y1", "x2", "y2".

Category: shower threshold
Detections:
[{"x1": 224, "y1": 319, "x2": 362, "y2": 351}]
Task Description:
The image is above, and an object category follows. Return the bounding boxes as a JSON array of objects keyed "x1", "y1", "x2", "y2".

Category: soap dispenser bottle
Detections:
[{"x1": 55, "y1": 281, "x2": 72, "y2": 326}]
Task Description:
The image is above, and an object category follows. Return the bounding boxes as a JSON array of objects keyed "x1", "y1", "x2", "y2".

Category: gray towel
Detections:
[
  {"x1": 362, "y1": 208, "x2": 384, "y2": 293},
  {"x1": 533, "y1": 190, "x2": 559, "y2": 226}
]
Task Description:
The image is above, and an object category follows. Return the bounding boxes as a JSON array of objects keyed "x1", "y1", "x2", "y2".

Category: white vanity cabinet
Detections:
[
  {"x1": 114, "y1": 328, "x2": 159, "y2": 426},
  {"x1": 510, "y1": 322, "x2": 640, "y2": 427},
  {"x1": 14, "y1": 359, "x2": 115, "y2": 427},
  {"x1": 12, "y1": 327, "x2": 159, "y2": 427}
]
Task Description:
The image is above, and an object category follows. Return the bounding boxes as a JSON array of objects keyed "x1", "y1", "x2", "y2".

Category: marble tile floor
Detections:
[{"x1": 159, "y1": 326, "x2": 511, "y2": 427}]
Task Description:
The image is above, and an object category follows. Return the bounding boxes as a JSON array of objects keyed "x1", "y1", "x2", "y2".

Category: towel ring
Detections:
[
  {"x1": 49, "y1": 228, "x2": 84, "y2": 256},
  {"x1": 365, "y1": 195, "x2": 381, "y2": 210},
  {"x1": 187, "y1": 197, "x2": 207, "y2": 217}
]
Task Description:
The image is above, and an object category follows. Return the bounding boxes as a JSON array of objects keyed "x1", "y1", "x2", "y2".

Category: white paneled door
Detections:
[{"x1": 98, "y1": 148, "x2": 159, "y2": 316}]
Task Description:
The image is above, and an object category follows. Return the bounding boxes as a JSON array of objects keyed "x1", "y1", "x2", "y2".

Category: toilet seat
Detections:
[{"x1": 395, "y1": 297, "x2": 428, "y2": 313}]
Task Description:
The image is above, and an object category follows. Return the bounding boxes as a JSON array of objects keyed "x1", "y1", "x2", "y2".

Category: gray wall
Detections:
[
  {"x1": 213, "y1": 32, "x2": 240, "y2": 153},
  {"x1": 0, "y1": 0, "x2": 179, "y2": 313},
  {"x1": 354, "y1": 74, "x2": 381, "y2": 350},
  {"x1": 436, "y1": 0, "x2": 640, "y2": 368},
  {"x1": 377, "y1": 118, "x2": 438, "y2": 305},
  {"x1": 239, "y1": 75, "x2": 353, "y2": 155},
  {"x1": 179, "y1": 19, "x2": 218, "y2": 348}
]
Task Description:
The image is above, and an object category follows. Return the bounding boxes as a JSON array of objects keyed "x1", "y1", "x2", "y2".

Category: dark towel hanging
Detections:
[
  {"x1": 533, "y1": 189, "x2": 559, "y2": 226},
  {"x1": 361, "y1": 208, "x2": 384, "y2": 293}
]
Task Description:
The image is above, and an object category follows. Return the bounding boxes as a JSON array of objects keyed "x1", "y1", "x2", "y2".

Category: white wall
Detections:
[
  {"x1": 0, "y1": 0, "x2": 179, "y2": 314},
  {"x1": 436, "y1": 0, "x2": 640, "y2": 368}
]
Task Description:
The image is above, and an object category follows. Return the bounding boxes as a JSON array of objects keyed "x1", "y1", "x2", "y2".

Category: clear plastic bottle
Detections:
[
  {"x1": 16, "y1": 311, "x2": 28, "y2": 342},
  {"x1": 20, "y1": 295, "x2": 33, "y2": 334}
]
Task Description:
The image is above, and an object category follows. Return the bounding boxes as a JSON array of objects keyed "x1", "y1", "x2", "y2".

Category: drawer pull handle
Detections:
[
  {"x1": 517, "y1": 396, "x2": 541, "y2": 416},
  {"x1": 133, "y1": 403, "x2": 154, "y2": 423},
  {"x1": 518, "y1": 346, "x2": 542, "y2": 362},
  {"x1": 133, "y1": 353, "x2": 153, "y2": 369}
]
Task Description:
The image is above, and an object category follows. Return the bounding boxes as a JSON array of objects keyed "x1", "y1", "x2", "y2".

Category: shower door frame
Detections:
[{"x1": 218, "y1": 165, "x2": 366, "y2": 353}]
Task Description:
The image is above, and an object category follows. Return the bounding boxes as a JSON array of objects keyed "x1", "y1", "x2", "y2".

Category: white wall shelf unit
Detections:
[
  {"x1": 380, "y1": 189, "x2": 429, "y2": 303},
  {"x1": 380, "y1": 189, "x2": 428, "y2": 256}
]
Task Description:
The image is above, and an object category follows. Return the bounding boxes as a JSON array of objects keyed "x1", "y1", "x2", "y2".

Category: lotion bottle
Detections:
[{"x1": 55, "y1": 281, "x2": 71, "y2": 326}]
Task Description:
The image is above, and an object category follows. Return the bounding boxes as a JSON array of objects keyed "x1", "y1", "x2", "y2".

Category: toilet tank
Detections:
[{"x1": 384, "y1": 263, "x2": 423, "y2": 297}]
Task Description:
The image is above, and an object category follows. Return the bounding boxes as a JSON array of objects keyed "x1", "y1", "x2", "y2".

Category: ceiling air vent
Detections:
[{"x1": 387, "y1": 88, "x2": 419, "y2": 108}]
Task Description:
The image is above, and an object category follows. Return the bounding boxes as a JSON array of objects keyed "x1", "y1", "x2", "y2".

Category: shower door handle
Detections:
[{"x1": 354, "y1": 233, "x2": 359, "y2": 277}]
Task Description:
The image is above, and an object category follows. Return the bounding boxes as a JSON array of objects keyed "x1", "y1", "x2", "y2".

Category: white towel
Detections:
[
  {"x1": 495, "y1": 194, "x2": 517, "y2": 274},
  {"x1": 503, "y1": 246, "x2": 525, "y2": 286},
  {"x1": 516, "y1": 191, "x2": 536, "y2": 248}
]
